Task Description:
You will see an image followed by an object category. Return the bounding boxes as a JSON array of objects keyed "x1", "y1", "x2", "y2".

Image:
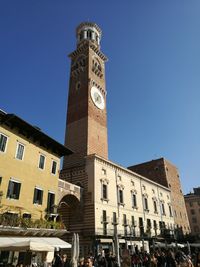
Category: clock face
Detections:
[{"x1": 90, "y1": 86, "x2": 105, "y2": 110}]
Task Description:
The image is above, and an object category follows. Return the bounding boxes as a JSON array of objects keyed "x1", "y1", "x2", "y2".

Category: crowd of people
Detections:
[{"x1": 52, "y1": 249, "x2": 200, "y2": 267}]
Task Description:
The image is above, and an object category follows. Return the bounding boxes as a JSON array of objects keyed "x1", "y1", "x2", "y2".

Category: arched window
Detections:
[{"x1": 87, "y1": 30, "x2": 92, "y2": 39}]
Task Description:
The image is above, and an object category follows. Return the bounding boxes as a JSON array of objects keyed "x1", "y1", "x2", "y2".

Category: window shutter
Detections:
[
  {"x1": 40, "y1": 190, "x2": 43, "y2": 205},
  {"x1": 16, "y1": 183, "x2": 21, "y2": 199},
  {"x1": 33, "y1": 188, "x2": 37, "y2": 203},
  {"x1": 7, "y1": 180, "x2": 12, "y2": 198}
]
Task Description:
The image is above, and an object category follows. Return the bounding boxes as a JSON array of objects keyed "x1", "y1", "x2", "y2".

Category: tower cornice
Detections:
[{"x1": 68, "y1": 42, "x2": 108, "y2": 62}]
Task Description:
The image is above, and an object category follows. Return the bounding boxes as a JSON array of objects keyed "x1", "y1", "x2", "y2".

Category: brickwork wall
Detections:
[
  {"x1": 163, "y1": 159, "x2": 190, "y2": 233},
  {"x1": 128, "y1": 158, "x2": 190, "y2": 234},
  {"x1": 128, "y1": 159, "x2": 168, "y2": 187},
  {"x1": 184, "y1": 194, "x2": 200, "y2": 236}
]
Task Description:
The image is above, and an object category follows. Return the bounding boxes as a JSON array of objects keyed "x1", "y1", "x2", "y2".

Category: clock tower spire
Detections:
[{"x1": 63, "y1": 22, "x2": 108, "y2": 168}]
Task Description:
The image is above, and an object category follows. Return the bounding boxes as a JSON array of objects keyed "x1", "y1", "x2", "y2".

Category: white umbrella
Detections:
[
  {"x1": 113, "y1": 227, "x2": 121, "y2": 267},
  {"x1": 71, "y1": 233, "x2": 79, "y2": 267}
]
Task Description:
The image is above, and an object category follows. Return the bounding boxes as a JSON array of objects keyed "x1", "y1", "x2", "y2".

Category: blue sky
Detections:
[{"x1": 1, "y1": 1, "x2": 200, "y2": 194}]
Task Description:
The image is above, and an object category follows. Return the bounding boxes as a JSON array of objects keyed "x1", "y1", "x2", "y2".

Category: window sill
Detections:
[
  {"x1": 144, "y1": 209, "x2": 149, "y2": 212},
  {"x1": 33, "y1": 203, "x2": 42, "y2": 206},
  {"x1": 101, "y1": 198, "x2": 109, "y2": 202},
  {"x1": 132, "y1": 206, "x2": 138, "y2": 210},
  {"x1": 15, "y1": 157, "x2": 23, "y2": 161},
  {"x1": 118, "y1": 202, "x2": 125, "y2": 207},
  {"x1": 7, "y1": 197, "x2": 18, "y2": 201},
  {"x1": 154, "y1": 211, "x2": 159, "y2": 214},
  {"x1": 101, "y1": 221, "x2": 109, "y2": 224}
]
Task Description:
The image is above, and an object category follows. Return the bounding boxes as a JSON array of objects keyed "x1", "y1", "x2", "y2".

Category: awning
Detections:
[
  {"x1": 0, "y1": 240, "x2": 54, "y2": 252},
  {"x1": 0, "y1": 237, "x2": 71, "y2": 251},
  {"x1": 36, "y1": 237, "x2": 71, "y2": 249},
  {"x1": 99, "y1": 239, "x2": 113, "y2": 243},
  {"x1": 127, "y1": 240, "x2": 149, "y2": 247}
]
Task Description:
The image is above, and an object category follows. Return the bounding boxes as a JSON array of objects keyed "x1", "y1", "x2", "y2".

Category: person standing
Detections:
[
  {"x1": 61, "y1": 254, "x2": 70, "y2": 267},
  {"x1": 53, "y1": 252, "x2": 62, "y2": 267}
]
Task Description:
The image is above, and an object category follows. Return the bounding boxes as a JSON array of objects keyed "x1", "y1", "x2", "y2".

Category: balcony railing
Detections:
[
  {"x1": 101, "y1": 216, "x2": 110, "y2": 224},
  {"x1": 96, "y1": 228, "x2": 114, "y2": 236},
  {"x1": 111, "y1": 218, "x2": 119, "y2": 225},
  {"x1": 95, "y1": 227, "x2": 142, "y2": 238}
]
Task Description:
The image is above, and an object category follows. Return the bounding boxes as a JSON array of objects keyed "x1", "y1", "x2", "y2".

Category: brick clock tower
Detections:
[
  {"x1": 60, "y1": 22, "x2": 108, "y2": 250},
  {"x1": 63, "y1": 22, "x2": 108, "y2": 169}
]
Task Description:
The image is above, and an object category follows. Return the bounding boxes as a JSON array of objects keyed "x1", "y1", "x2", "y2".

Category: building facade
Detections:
[
  {"x1": 60, "y1": 22, "x2": 175, "y2": 255},
  {"x1": 184, "y1": 187, "x2": 200, "y2": 237},
  {"x1": 128, "y1": 158, "x2": 190, "y2": 236},
  {"x1": 0, "y1": 110, "x2": 72, "y2": 222}
]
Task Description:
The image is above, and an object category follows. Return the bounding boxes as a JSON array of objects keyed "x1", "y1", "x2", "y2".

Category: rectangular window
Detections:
[
  {"x1": 6, "y1": 180, "x2": 21, "y2": 199},
  {"x1": 139, "y1": 217, "x2": 144, "y2": 236},
  {"x1": 123, "y1": 214, "x2": 128, "y2": 236},
  {"x1": 191, "y1": 209, "x2": 195, "y2": 215},
  {"x1": 119, "y1": 189, "x2": 124, "y2": 204},
  {"x1": 16, "y1": 143, "x2": 25, "y2": 160},
  {"x1": 153, "y1": 220, "x2": 157, "y2": 229},
  {"x1": 39, "y1": 155, "x2": 45, "y2": 169},
  {"x1": 103, "y1": 222, "x2": 107, "y2": 235},
  {"x1": 102, "y1": 210, "x2": 107, "y2": 222},
  {"x1": 123, "y1": 214, "x2": 127, "y2": 225},
  {"x1": 169, "y1": 205, "x2": 173, "y2": 217},
  {"x1": 144, "y1": 197, "x2": 148, "y2": 210},
  {"x1": 33, "y1": 188, "x2": 43, "y2": 205},
  {"x1": 161, "y1": 203, "x2": 165, "y2": 215},
  {"x1": 153, "y1": 200, "x2": 158, "y2": 213},
  {"x1": 131, "y1": 216, "x2": 135, "y2": 226},
  {"x1": 51, "y1": 161, "x2": 57, "y2": 174},
  {"x1": 113, "y1": 212, "x2": 117, "y2": 224},
  {"x1": 47, "y1": 192, "x2": 55, "y2": 213},
  {"x1": 132, "y1": 194, "x2": 137, "y2": 207},
  {"x1": 0, "y1": 133, "x2": 8, "y2": 152},
  {"x1": 102, "y1": 184, "x2": 107, "y2": 199},
  {"x1": 147, "y1": 219, "x2": 151, "y2": 229},
  {"x1": 192, "y1": 217, "x2": 197, "y2": 223}
]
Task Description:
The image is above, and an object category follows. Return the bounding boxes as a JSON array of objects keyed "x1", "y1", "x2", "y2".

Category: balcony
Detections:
[
  {"x1": 96, "y1": 227, "x2": 114, "y2": 236},
  {"x1": 101, "y1": 216, "x2": 110, "y2": 224},
  {"x1": 111, "y1": 217, "x2": 119, "y2": 225},
  {"x1": 122, "y1": 219, "x2": 129, "y2": 226}
]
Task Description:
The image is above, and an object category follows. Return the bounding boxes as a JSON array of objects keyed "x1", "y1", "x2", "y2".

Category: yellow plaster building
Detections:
[{"x1": 0, "y1": 110, "x2": 72, "y2": 221}]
